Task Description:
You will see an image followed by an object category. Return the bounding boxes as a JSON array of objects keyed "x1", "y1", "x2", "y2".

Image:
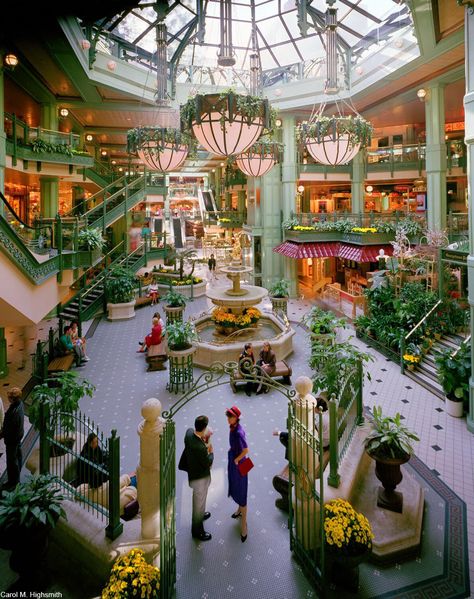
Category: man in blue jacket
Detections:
[
  {"x1": 179, "y1": 415, "x2": 214, "y2": 541},
  {"x1": 0, "y1": 387, "x2": 24, "y2": 491}
]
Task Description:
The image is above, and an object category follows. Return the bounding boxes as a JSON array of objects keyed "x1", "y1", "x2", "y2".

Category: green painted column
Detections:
[
  {"x1": 40, "y1": 102, "x2": 58, "y2": 131},
  {"x1": 225, "y1": 191, "x2": 232, "y2": 211},
  {"x1": 215, "y1": 167, "x2": 222, "y2": 208},
  {"x1": 0, "y1": 328, "x2": 8, "y2": 379},
  {"x1": 40, "y1": 176, "x2": 59, "y2": 218},
  {"x1": 260, "y1": 164, "x2": 283, "y2": 289},
  {"x1": 464, "y1": 6, "x2": 474, "y2": 433},
  {"x1": 281, "y1": 115, "x2": 297, "y2": 219},
  {"x1": 425, "y1": 83, "x2": 447, "y2": 230},
  {"x1": 0, "y1": 59, "x2": 6, "y2": 204},
  {"x1": 351, "y1": 150, "x2": 365, "y2": 215},
  {"x1": 237, "y1": 190, "x2": 246, "y2": 214}
]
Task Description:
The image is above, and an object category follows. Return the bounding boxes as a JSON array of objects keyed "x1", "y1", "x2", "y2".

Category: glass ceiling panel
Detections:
[{"x1": 104, "y1": 0, "x2": 415, "y2": 75}]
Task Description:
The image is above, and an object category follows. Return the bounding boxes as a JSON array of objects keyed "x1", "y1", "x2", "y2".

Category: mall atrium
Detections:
[{"x1": 0, "y1": 1, "x2": 473, "y2": 598}]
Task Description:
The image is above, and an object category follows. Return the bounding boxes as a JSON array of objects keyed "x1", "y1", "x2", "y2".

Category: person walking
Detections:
[
  {"x1": 226, "y1": 405, "x2": 249, "y2": 542},
  {"x1": 208, "y1": 253, "x2": 217, "y2": 281},
  {"x1": 0, "y1": 387, "x2": 24, "y2": 492},
  {"x1": 179, "y1": 415, "x2": 214, "y2": 541},
  {"x1": 256, "y1": 341, "x2": 276, "y2": 394},
  {"x1": 239, "y1": 343, "x2": 255, "y2": 397}
]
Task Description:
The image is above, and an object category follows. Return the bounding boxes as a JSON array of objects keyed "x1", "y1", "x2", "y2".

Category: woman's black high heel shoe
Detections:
[
  {"x1": 231, "y1": 511, "x2": 242, "y2": 519},
  {"x1": 241, "y1": 534, "x2": 247, "y2": 543}
]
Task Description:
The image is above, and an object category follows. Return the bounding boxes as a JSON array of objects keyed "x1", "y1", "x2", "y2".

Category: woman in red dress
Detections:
[{"x1": 137, "y1": 317, "x2": 162, "y2": 352}]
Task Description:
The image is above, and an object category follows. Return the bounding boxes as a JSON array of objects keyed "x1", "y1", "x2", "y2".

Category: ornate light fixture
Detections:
[
  {"x1": 296, "y1": 1, "x2": 372, "y2": 166},
  {"x1": 59, "y1": 108, "x2": 69, "y2": 118},
  {"x1": 128, "y1": 127, "x2": 191, "y2": 172},
  {"x1": 181, "y1": 92, "x2": 269, "y2": 157},
  {"x1": 235, "y1": 139, "x2": 282, "y2": 177},
  {"x1": 4, "y1": 53, "x2": 19, "y2": 69}
]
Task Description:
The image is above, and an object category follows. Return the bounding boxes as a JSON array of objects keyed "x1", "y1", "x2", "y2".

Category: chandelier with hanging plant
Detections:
[
  {"x1": 297, "y1": 114, "x2": 373, "y2": 166},
  {"x1": 127, "y1": 127, "x2": 195, "y2": 172},
  {"x1": 180, "y1": 90, "x2": 272, "y2": 157},
  {"x1": 235, "y1": 137, "x2": 283, "y2": 177}
]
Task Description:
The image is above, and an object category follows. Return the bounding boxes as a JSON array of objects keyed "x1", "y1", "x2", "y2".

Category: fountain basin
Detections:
[
  {"x1": 207, "y1": 284, "x2": 267, "y2": 309},
  {"x1": 193, "y1": 312, "x2": 295, "y2": 369}
]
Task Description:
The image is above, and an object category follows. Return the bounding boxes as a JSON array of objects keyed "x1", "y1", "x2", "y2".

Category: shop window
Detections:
[{"x1": 378, "y1": 137, "x2": 389, "y2": 148}]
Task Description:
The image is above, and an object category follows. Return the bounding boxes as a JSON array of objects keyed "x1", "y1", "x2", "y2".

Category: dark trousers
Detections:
[{"x1": 6, "y1": 442, "x2": 22, "y2": 487}]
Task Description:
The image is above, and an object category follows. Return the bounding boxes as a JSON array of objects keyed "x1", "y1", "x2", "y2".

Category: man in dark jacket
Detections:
[
  {"x1": 0, "y1": 387, "x2": 24, "y2": 491},
  {"x1": 178, "y1": 415, "x2": 214, "y2": 541}
]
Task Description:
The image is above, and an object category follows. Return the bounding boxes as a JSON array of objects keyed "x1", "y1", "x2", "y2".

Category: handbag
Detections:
[
  {"x1": 237, "y1": 457, "x2": 254, "y2": 477},
  {"x1": 178, "y1": 450, "x2": 188, "y2": 472}
]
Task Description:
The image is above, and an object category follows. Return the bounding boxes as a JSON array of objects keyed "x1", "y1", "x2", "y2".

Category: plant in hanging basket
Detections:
[
  {"x1": 180, "y1": 90, "x2": 271, "y2": 156},
  {"x1": 234, "y1": 136, "x2": 283, "y2": 177},
  {"x1": 297, "y1": 115, "x2": 373, "y2": 166},
  {"x1": 127, "y1": 126, "x2": 194, "y2": 172}
]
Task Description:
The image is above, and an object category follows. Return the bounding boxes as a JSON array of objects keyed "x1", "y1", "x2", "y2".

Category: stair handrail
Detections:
[
  {"x1": 405, "y1": 300, "x2": 442, "y2": 343},
  {"x1": 81, "y1": 175, "x2": 145, "y2": 222},
  {"x1": 63, "y1": 175, "x2": 127, "y2": 218},
  {"x1": 71, "y1": 240, "x2": 126, "y2": 291},
  {"x1": 0, "y1": 191, "x2": 54, "y2": 249},
  {"x1": 453, "y1": 335, "x2": 471, "y2": 358}
]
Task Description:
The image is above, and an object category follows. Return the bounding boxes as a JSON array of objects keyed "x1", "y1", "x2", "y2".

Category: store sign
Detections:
[
  {"x1": 442, "y1": 250, "x2": 467, "y2": 264},
  {"x1": 445, "y1": 122, "x2": 464, "y2": 132}
]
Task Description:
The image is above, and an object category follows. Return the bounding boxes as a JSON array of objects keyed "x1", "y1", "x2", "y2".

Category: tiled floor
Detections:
[{"x1": 0, "y1": 263, "x2": 473, "y2": 597}]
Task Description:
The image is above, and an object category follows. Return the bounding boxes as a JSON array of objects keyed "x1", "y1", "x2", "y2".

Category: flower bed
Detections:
[
  {"x1": 156, "y1": 278, "x2": 207, "y2": 298},
  {"x1": 211, "y1": 307, "x2": 261, "y2": 331}
]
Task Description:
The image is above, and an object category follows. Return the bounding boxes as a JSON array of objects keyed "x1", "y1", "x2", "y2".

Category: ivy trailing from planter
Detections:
[
  {"x1": 127, "y1": 126, "x2": 196, "y2": 157},
  {"x1": 30, "y1": 138, "x2": 90, "y2": 157},
  {"x1": 296, "y1": 115, "x2": 373, "y2": 147}
]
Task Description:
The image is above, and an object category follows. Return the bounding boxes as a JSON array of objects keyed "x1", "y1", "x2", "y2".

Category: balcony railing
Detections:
[
  {"x1": 290, "y1": 211, "x2": 426, "y2": 229},
  {"x1": 4, "y1": 112, "x2": 81, "y2": 149}
]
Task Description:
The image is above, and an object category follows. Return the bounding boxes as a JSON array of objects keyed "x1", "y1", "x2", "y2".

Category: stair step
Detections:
[
  {"x1": 444, "y1": 333, "x2": 468, "y2": 345},
  {"x1": 405, "y1": 369, "x2": 444, "y2": 399},
  {"x1": 417, "y1": 363, "x2": 439, "y2": 381},
  {"x1": 435, "y1": 337, "x2": 462, "y2": 351}
]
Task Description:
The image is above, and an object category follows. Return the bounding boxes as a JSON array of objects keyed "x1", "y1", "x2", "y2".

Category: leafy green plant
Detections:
[
  {"x1": 435, "y1": 343, "x2": 471, "y2": 404},
  {"x1": 365, "y1": 406, "x2": 419, "y2": 459},
  {"x1": 0, "y1": 474, "x2": 66, "y2": 533},
  {"x1": 127, "y1": 126, "x2": 195, "y2": 157},
  {"x1": 105, "y1": 266, "x2": 137, "y2": 304},
  {"x1": 282, "y1": 217, "x2": 299, "y2": 230},
  {"x1": 166, "y1": 321, "x2": 197, "y2": 351},
  {"x1": 303, "y1": 306, "x2": 346, "y2": 335},
  {"x1": 165, "y1": 248, "x2": 197, "y2": 280},
  {"x1": 78, "y1": 227, "x2": 105, "y2": 251},
  {"x1": 269, "y1": 279, "x2": 289, "y2": 298},
  {"x1": 309, "y1": 340, "x2": 373, "y2": 399},
  {"x1": 29, "y1": 371, "x2": 95, "y2": 433},
  {"x1": 297, "y1": 115, "x2": 373, "y2": 147},
  {"x1": 163, "y1": 288, "x2": 187, "y2": 307}
]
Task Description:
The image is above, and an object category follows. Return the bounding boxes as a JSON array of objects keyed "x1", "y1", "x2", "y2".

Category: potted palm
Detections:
[
  {"x1": 435, "y1": 343, "x2": 470, "y2": 418},
  {"x1": 365, "y1": 406, "x2": 419, "y2": 513},
  {"x1": 105, "y1": 266, "x2": 137, "y2": 320},
  {"x1": 166, "y1": 320, "x2": 198, "y2": 393},
  {"x1": 163, "y1": 289, "x2": 187, "y2": 324},
  {"x1": 0, "y1": 474, "x2": 66, "y2": 587},
  {"x1": 269, "y1": 280, "x2": 290, "y2": 316}
]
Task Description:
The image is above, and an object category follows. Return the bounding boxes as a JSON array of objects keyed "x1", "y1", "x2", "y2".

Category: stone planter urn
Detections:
[
  {"x1": 368, "y1": 452, "x2": 410, "y2": 513},
  {"x1": 328, "y1": 549, "x2": 370, "y2": 593},
  {"x1": 167, "y1": 345, "x2": 196, "y2": 393},
  {"x1": 164, "y1": 304, "x2": 185, "y2": 325},
  {"x1": 270, "y1": 296, "x2": 289, "y2": 317},
  {"x1": 107, "y1": 299, "x2": 136, "y2": 321}
]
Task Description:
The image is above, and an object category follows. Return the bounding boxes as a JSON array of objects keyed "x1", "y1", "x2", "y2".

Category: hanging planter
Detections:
[
  {"x1": 235, "y1": 137, "x2": 283, "y2": 177},
  {"x1": 298, "y1": 115, "x2": 373, "y2": 166},
  {"x1": 127, "y1": 127, "x2": 193, "y2": 172},
  {"x1": 181, "y1": 91, "x2": 270, "y2": 157}
]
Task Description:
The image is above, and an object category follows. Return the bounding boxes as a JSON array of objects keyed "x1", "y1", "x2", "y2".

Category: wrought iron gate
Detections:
[{"x1": 160, "y1": 418, "x2": 176, "y2": 599}]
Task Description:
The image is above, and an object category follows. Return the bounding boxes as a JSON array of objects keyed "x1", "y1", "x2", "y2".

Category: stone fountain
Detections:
[{"x1": 193, "y1": 244, "x2": 294, "y2": 368}]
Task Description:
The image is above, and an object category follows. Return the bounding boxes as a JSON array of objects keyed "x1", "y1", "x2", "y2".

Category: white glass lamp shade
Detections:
[
  {"x1": 236, "y1": 152, "x2": 276, "y2": 177},
  {"x1": 138, "y1": 142, "x2": 188, "y2": 172},
  {"x1": 192, "y1": 110, "x2": 264, "y2": 157},
  {"x1": 305, "y1": 134, "x2": 361, "y2": 166}
]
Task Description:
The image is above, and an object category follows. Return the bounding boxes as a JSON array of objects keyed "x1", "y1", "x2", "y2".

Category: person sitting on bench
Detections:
[
  {"x1": 148, "y1": 280, "x2": 159, "y2": 306},
  {"x1": 59, "y1": 325, "x2": 86, "y2": 367},
  {"x1": 273, "y1": 397, "x2": 330, "y2": 451},
  {"x1": 70, "y1": 320, "x2": 90, "y2": 362},
  {"x1": 76, "y1": 432, "x2": 109, "y2": 488},
  {"x1": 138, "y1": 317, "x2": 162, "y2": 353},
  {"x1": 239, "y1": 343, "x2": 256, "y2": 397},
  {"x1": 256, "y1": 341, "x2": 276, "y2": 395}
]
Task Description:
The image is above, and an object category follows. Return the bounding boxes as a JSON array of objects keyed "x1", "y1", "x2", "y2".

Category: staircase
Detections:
[
  {"x1": 59, "y1": 244, "x2": 148, "y2": 323},
  {"x1": 80, "y1": 159, "x2": 117, "y2": 188},
  {"x1": 405, "y1": 334, "x2": 467, "y2": 398}
]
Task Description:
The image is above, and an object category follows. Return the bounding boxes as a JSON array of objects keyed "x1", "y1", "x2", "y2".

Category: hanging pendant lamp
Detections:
[
  {"x1": 128, "y1": 127, "x2": 191, "y2": 172},
  {"x1": 235, "y1": 139, "x2": 282, "y2": 177}
]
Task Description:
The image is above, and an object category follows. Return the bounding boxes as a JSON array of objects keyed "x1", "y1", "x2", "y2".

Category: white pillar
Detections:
[
  {"x1": 425, "y1": 82, "x2": 447, "y2": 229},
  {"x1": 137, "y1": 397, "x2": 164, "y2": 539}
]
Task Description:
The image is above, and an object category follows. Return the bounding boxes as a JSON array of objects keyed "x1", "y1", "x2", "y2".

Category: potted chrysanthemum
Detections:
[{"x1": 102, "y1": 548, "x2": 160, "y2": 598}]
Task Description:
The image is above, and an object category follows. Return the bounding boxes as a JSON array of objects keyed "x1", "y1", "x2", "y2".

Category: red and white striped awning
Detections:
[{"x1": 273, "y1": 241, "x2": 393, "y2": 263}]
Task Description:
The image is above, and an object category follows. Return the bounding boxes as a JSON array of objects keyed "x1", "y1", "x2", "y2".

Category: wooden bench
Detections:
[
  {"x1": 135, "y1": 295, "x2": 155, "y2": 309},
  {"x1": 272, "y1": 449, "x2": 330, "y2": 512},
  {"x1": 146, "y1": 344, "x2": 167, "y2": 371},
  {"x1": 47, "y1": 354, "x2": 75, "y2": 374},
  {"x1": 230, "y1": 359, "x2": 292, "y2": 393}
]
